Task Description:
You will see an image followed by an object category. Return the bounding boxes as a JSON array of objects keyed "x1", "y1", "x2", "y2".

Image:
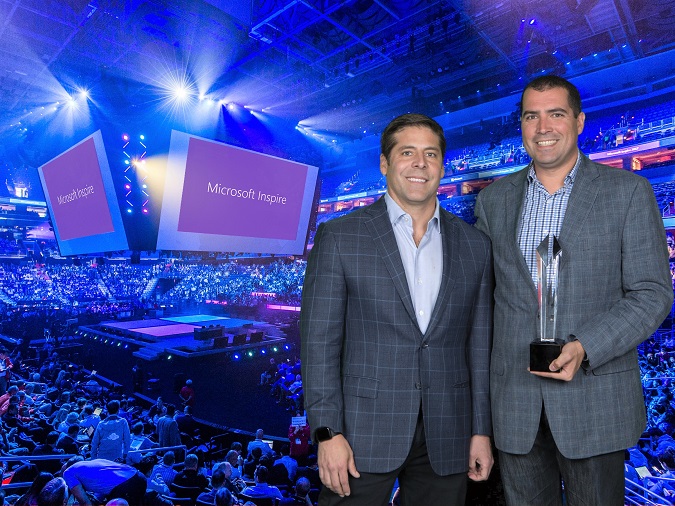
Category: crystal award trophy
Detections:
[{"x1": 529, "y1": 235, "x2": 564, "y2": 372}]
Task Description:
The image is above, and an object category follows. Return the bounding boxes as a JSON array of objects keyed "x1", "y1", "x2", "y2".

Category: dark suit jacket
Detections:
[
  {"x1": 475, "y1": 154, "x2": 673, "y2": 459},
  {"x1": 300, "y1": 196, "x2": 493, "y2": 475}
]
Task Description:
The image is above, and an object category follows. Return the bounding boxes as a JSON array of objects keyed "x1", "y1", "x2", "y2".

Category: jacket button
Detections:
[
  {"x1": 415, "y1": 382, "x2": 422, "y2": 390},
  {"x1": 421, "y1": 343, "x2": 429, "y2": 349}
]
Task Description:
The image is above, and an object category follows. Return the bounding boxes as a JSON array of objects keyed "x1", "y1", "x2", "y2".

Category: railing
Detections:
[
  {"x1": 0, "y1": 445, "x2": 188, "y2": 492},
  {"x1": 0, "y1": 454, "x2": 78, "y2": 491},
  {"x1": 626, "y1": 476, "x2": 674, "y2": 505}
]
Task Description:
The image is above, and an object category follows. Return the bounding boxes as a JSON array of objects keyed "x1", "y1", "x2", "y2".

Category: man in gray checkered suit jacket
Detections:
[
  {"x1": 475, "y1": 75, "x2": 673, "y2": 505},
  {"x1": 301, "y1": 114, "x2": 494, "y2": 505}
]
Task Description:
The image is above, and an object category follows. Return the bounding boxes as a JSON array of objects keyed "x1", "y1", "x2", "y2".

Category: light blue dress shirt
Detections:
[{"x1": 384, "y1": 193, "x2": 442, "y2": 334}]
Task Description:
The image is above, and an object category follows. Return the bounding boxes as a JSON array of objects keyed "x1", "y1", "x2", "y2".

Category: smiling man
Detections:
[
  {"x1": 475, "y1": 75, "x2": 673, "y2": 505},
  {"x1": 301, "y1": 113, "x2": 494, "y2": 505}
]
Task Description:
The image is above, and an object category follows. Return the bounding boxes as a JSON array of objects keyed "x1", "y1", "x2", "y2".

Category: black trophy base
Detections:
[{"x1": 530, "y1": 340, "x2": 565, "y2": 372}]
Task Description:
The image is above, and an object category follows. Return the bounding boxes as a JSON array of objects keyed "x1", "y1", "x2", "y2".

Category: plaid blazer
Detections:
[
  {"x1": 475, "y1": 154, "x2": 673, "y2": 459},
  {"x1": 300, "y1": 196, "x2": 493, "y2": 475}
]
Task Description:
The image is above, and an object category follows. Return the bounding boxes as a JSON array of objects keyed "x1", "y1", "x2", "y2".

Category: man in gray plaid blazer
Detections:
[
  {"x1": 301, "y1": 114, "x2": 494, "y2": 505},
  {"x1": 475, "y1": 75, "x2": 673, "y2": 505}
]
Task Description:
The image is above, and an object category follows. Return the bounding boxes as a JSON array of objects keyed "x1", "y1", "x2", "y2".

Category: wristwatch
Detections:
[{"x1": 314, "y1": 426, "x2": 341, "y2": 444}]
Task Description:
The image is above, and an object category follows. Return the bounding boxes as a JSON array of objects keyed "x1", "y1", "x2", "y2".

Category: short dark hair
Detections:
[
  {"x1": 521, "y1": 75, "x2": 582, "y2": 118},
  {"x1": 136, "y1": 455, "x2": 157, "y2": 475},
  {"x1": 107, "y1": 399, "x2": 120, "y2": 415},
  {"x1": 215, "y1": 488, "x2": 233, "y2": 506},
  {"x1": 211, "y1": 469, "x2": 226, "y2": 488},
  {"x1": 380, "y1": 113, "x2": 446, "y2": 162},
  {"x1": 46, "y1": 431, "x2": 61, "y2": 445},
  {"x1": 255, "y1": 465, "x2": 269, "y2": 483}
]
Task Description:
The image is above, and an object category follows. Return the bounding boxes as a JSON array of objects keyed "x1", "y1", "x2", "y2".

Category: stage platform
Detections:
[{"x1": 81, "y1": 313, "x2": 286, "y2": 361}]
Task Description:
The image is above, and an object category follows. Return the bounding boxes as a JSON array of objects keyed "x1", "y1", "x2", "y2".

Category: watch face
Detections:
[{"x1": 315, "y1": 427, "x2": 333, "y2": 442}]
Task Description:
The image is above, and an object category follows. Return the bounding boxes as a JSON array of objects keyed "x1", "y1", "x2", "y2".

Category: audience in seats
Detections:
[
  {"x1": 196, "y1": 468, "x2": 227, "y2": 504},
  {"x1": 224, "y1": 449, "x2": 244, "y2": 480},
  {"x1": 172, "y1": 452, "x2": 209, "y2": 491},
  {"x1": 136, "y1": 455, "x2": 170, "y2": 495},
  {"x1": 279, "y1": 477, "x2": 313, "y2": 505},
  {"x1": 243, "y1": 446, "x2": 264, "y2": 480},
  {"x1": 215, "y1": 487, "x2": 235, "y2": 506},
  {"x1": 241, "y1": 465, "x2": 284, "y2": 501},
  {"x1": 247, "y1": 428, "x2": 274, "y2": 458},
  {"x1": 212, "y1": 461, "x2": 246, "y2": 496},
  {"x1": 175, "y1": 405, "x2": 197, "y2": 435},
  {"x1": 128, "y1": 421, "x2": 155, "y2": 464},
  {"x1": 0, "y1": 232, "x2": 673, "y2": 506},
  {"x1": 151, "y1": 451, "x2": 178, "y2": 487},
  {"x1": 37, "y1": 477, "x2": 69, "y2": 506},
  {"x1": 275, "y1": 444, "x2": 298, "y2": 481},
  {"x1": 56, "y1": 424, "x2": 80, "y2": 455}
]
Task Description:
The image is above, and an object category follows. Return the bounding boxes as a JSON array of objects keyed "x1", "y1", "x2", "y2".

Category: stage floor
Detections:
[{"x1": 83, "y1": 313, "x2": 286, "y2": 361}]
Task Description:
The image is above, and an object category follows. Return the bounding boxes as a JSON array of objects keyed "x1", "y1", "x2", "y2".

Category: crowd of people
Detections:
[
  {"x1": 159, "y1": 261, "x2": 306, "y2": 307},
  {"x1": 0, "y1": 260, "x2": 306, "y2": 310},
  {"x1": 0, "y1": 340, "x2": 321, "y2": 506}
]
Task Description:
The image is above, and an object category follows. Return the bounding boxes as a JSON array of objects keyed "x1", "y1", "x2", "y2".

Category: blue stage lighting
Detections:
[{"x1": 172, "y1": 84, "x2": 189, "y2": 102}]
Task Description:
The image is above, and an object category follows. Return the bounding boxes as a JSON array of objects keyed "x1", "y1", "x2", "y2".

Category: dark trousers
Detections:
[
  {"x1": 319, "y1": 411, "x2": 467, "y2": 506},
  {"x1": 499, "y1": 408, "x2": 625, "y2": 506},
  {"x1": 107, "y1": 471, "x2": 147, "y2": 504}
]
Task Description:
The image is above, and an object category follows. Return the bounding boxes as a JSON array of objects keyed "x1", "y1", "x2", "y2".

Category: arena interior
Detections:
[{"x1": 1, "y1": 0, "x2": 675, "y2": 504}]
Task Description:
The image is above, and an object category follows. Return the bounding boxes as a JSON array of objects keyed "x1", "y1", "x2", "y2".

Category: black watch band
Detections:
[{"x1": 315, "y1": 426, "x2": 341, "y2": 443}]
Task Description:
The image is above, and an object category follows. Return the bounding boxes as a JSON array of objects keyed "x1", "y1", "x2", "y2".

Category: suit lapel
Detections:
[
  {"x1": 504, "y1": 169, "x2": 535, "y2": 289},
  {"x1": 559, "y1": 155, "x2": 600, "y2": 269},
  {"x1": 425, "y1": 211, "x2": 458, "y2": 335},
  {"x1": 364, "y1": 198, "x2": 417, "y2": 324}
]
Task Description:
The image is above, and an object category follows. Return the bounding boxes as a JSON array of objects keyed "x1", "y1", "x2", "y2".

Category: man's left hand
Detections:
[
  {"x1": 467, "y1": 435, "x2": 493, "y2": 481},
  {"x1": 530, "y1": 340, "x2": 585, "y2": 381}
]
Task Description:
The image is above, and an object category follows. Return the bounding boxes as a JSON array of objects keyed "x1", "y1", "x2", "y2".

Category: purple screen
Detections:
[
  {"x1": 40, "y1": 138, "x2": 114, "y2": 241},
  {"x1": 177, "y1": 138, "x2": 306, "y2": 240}
]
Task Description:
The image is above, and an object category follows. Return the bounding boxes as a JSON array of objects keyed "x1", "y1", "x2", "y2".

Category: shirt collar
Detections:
[
  {"x1": 526, "y1": 150, "x2": 581, "y2": 187},
  {"x1": 384, "y1": 193, "x2": 440, "y2": 232}
]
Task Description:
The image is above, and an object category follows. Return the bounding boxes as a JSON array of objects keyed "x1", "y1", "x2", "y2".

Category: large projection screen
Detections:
[
  {"x1": 37, "y1": 131, "x2": 129, "y2": 256},
  {"x1": 157, "y1": 131, "x2": 319, "y2": 255}
]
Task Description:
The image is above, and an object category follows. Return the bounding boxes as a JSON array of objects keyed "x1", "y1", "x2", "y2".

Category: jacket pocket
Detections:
[
  {"x1": 591, "y1": 356, "x2": 636, "y2": 376},
  {"x1": 342, "y1": 375, "x2": 379, "y2": 399},
  {"x1": 491, "y1": 352, "x2": 505, "y2": 376}
]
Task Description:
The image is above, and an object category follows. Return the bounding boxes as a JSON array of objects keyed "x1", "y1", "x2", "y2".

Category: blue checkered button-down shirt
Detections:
[{"x1": 518, "y1": 152, "x2": 581, "y2": 288}]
